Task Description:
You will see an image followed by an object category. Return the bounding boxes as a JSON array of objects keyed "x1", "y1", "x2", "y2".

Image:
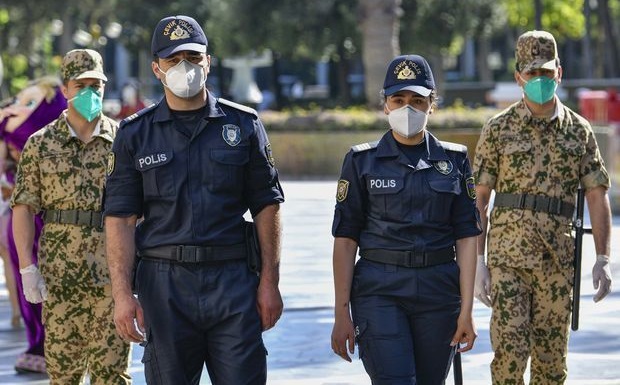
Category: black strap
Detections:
[
  {"x1": 44, "y1": 209, "x2": 103, "y2": 229},
  {"x1": 360, "y1": 247, "x2": 455, "y2": 268},
  {"x1": 494, "y1": 193, "x2": 574, "y2": 218},
  {"x1": 139, "y1": 244, "x2": 246, "y2": 263}
]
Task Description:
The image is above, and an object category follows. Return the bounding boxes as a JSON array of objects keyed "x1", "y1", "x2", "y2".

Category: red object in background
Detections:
[{"x1": 579, "y1": 88, "x2": 620, "y2": 124}]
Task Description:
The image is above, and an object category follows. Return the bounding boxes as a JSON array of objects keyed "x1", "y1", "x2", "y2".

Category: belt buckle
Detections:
[
  {"x1": 518, "y1": 194, "x2": 527, "y2": 209},
  {"x1": 549, "y1": 199, "x2": 562, "y2": 215},
  {"x1": 175, "y1": 245, "x2": 185, "y2": 262},
  {"x1": 76, "y1": 211, "x2": 92, "y2": 227}
]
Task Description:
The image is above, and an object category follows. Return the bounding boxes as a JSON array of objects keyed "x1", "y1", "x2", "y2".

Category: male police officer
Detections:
[
  {"x1": 104, "y1": 15, "x2": 284, "y2": 385},
  {"x1": 474, "y1": 30, "x2": 612, "y2": 384}
]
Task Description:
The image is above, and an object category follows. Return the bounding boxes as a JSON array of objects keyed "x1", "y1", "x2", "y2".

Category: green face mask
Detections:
[
  {"x1": 522, "y1": 76, "x2": 557, "y2": 105},
  {"x1": 70, "y1": 87, "x2": 102, "y2": 122}
]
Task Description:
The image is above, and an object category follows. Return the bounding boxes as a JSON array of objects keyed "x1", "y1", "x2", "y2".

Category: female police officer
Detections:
[{"x1": 330, "y1": 54, "x2": 481, "y2": 384}]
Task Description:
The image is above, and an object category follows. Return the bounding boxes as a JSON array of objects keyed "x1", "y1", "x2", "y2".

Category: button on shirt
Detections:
[
  {"x1": 332, "y1": 131, "x2": 481, "y2": 252},
  {"x1": 473, "y1": 99, "x2": 610, "y2": 269},
  {"x1": 104, "y1": 93, "x2": 284, "y2": 250}
]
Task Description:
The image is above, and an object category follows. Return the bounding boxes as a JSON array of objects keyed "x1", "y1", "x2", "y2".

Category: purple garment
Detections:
[
  {"x1": 0, "y1": 86, "x2": 65, "y2": 357},
  {"x1": 0, "y1": 87, "x2": 67, "y2": 152}
]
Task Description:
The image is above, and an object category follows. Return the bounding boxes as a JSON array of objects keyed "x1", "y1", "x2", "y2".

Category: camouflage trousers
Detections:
[
  {"x1": 43, "y1": 284, "x2": 131, "y2": 385},
  {"x1": 489, "y1": 261, "x2": 572, "y2": 385}
]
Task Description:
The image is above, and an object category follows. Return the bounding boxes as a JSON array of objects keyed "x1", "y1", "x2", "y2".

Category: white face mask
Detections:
[
  {"x1": 387, "y1": 105, "x2": 428, "y2": 138},
  {"x1": 158, "y1": 60, "x2": 206, "y2": 98}
]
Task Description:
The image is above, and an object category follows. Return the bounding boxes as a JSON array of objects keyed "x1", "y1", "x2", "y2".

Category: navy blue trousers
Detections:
[
  {"x1": 135, "y1": 258, "x2": 266, "y2": 385},
  {"x1": 351, "y1": 258, "x2": 461, "y2": 385}
]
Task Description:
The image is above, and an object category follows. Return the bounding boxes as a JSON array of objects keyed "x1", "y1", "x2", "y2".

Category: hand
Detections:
[
  {"x1": 474, "y1": 254, "x2": 492, "y2": 307},
  {"x1": 113, "y1": 294, "x2": 145, "y2": 343},
  {"x1": 592, "y1": 255, "x2": 612, "y2": 302},
  {"x1": 19, "y1": 264, "x2": 47, "y2": 303},
  {"x1": 256, "y1": 278, "x2": 283, "y2": 331},
  {"x1": 451, "y1": 313, "x2": 477, "y2": 353},
  {"x1": 331, "y1": 312, "x2": 356, "y2": 362}
]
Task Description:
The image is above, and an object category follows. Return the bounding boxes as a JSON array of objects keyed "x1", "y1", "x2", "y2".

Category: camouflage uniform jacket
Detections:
[
  {"x1": 473, "y1": 98, "x2": 609, "y2": 270},
  {"x1": 11, "y1": 111, "x2": 117, "y2": 288}
]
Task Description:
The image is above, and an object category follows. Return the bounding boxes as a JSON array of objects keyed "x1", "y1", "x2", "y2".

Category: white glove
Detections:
[
  {"x1": 592, "y1": 255, "x2": 612, "y2": 303},
  {"x1": 20, "y1": 264, "x2": 48, "y2": 304},
  {"x1": 474, "y1": 254, "x2": 492, "y2": 307}
]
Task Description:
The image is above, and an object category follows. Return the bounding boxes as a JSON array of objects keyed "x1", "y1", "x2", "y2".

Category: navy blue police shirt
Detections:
[
  {"x1": 332, "y1": 130, "x2": 481, "y2": 251},
  {"x1": 104, "y1": 92, "x2": 284, "y2": 250}
]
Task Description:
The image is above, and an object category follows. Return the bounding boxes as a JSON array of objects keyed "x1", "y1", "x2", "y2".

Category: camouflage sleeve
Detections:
[
  {"x1": 10, "y1": 136, "x2": 42, "y2": 213},
  {"x1": 473, "y1": 119, "x2": 498, "y2": 188},
  {"x1": 580, "y1": 123, "x2": 610, "y2": 190}
]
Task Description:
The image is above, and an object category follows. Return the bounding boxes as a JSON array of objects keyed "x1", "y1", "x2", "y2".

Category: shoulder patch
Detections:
[
  {"x1": 217, "y1": 98, "x2": 258, "y2": 116},
  {"x1": 439, "y1": 140, "x2": 467, "y2": 153},
  {"x1": 120, "y1": 103, "x2": 157, "y2": 128},
  {"x1": 351, "y1": 140, "x2": 379, "y2": 153}
]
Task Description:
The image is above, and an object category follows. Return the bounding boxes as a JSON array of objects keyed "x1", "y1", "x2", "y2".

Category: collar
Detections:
[
  {"x1": 376, "y1": 130, "x2": 450, "y2": 163},
  {"x1": 56, "y1": 111, "x2": 115, "y2": 145},
  {"x1": 516, "y1": 97, "x2": 566, "y2": 130},
  {"x1": 152, "y1": 91, "x2": 225, "y2": 123}
]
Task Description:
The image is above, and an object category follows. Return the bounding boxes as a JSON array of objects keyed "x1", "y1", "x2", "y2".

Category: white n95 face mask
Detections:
[
  {"x1": 159, "y1": 60, "x2": 206, "y2": 98},
  {"x1": 387, "y1": 105, "x2": 428, "y2": 138}
]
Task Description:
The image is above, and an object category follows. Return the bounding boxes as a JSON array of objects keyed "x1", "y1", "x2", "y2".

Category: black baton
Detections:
[
  {"x1": 571, "y1": 187, "x2": 592, "y2": 331},
  {"x1": 453, "y1": 350, "x2": 463, "y2": 385}
]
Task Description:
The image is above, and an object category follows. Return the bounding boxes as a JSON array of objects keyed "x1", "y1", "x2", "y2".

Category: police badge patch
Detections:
[
  {"x1": 433, "y1": 160, "x2": 453, "y2": 175},
  {"x1": 265, "y1": 143, "x2": 275, "y2": 166},
  {"x1": 222, "y1": 124, "x2": 241, "y2": 146},
  {"x1": 466, "y1": 176, "x2": 476, "y2": 199},
  {"x1": 107, "y1": 152, "x2": 115, "y2": 176},
  {"x1": 336, "y1": 179, "x2": 349, "y2": 202}
]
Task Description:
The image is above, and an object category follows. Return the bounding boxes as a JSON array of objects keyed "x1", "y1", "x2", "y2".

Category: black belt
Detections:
[
  {"x1": 44, "y1": 209, "x2": 103, "y2": 229},
  {"x1": 139, "y1": 244, "x2": 246, "y2": 263},
  {"x1": 360, "y1": 247, "x2": 455, "y2": 268},
  {"x1": 494, "y1": 193, "x2": 574, "y2": 218}
]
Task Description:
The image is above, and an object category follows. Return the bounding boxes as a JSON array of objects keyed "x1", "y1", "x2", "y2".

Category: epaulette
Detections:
[
  {"x1": 351, "y1": 140, "x2": 379, "y2": 152},
  {"x1": 120, "y1": 103, "x2": 157, "y2": 128},
  {"x1": 439, "y1": 140, "x2": 467, "y2": 153},
  {"x1": 217, "y1": 98, "x2": 258, "y2": 116}
]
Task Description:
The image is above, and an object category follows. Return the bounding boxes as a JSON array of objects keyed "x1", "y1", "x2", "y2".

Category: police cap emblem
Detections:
[{"x1": 222, "y1": 124, "x2": 241, "y2": 146}]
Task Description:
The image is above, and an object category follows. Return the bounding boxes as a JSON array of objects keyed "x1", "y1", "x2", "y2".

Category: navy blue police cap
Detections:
[
  {"x1": 383, "y1": 54, "x2": 435, "y2": 97},
  {"x1": 151, "y1": 15, "x2": 208, "y2": 58}
]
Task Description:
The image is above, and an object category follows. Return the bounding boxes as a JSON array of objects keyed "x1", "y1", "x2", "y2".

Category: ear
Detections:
[
  {"x1": 514, "y1": 71, "x2": 523, "y2": 86},
  {"x1": 151, "y1": 61, "x2": 162, "y2": 79},
  {"x1": 60, "y1": 84, "x2": 69, "y2": 100}
]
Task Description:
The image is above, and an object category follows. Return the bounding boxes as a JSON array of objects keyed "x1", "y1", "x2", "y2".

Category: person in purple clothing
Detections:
[{"x1": 0, "y1": 76, "x2": 66, "y2": 373}]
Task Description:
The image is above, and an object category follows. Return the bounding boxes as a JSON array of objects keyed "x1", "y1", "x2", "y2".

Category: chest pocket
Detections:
[
  {"x1": 40, "y1": 152, "x2": 78, "y2": 204},
  {"x1": 499, "y1": 139, "x2": 532, "y2": 182},
  {"x1": 426, "y1": 173, "x2": 461, "y2": 222},
  {"x1": 207, "y1": 148, "x2": 249, "y2": 192},
  {"x1": 137, "y1": 151, "x2": 175, "y2": 197},
  {"x1": 366, "y1": 176, "x2": 407, "y2": 221}
]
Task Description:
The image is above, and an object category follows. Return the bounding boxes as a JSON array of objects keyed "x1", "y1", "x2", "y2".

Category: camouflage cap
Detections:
[
  {"x1": 60, "y1": 49, "x2": 108, "y2": 82},
  {"x1": 515, "y1": 30, "x2": 558, "y2": 72}
]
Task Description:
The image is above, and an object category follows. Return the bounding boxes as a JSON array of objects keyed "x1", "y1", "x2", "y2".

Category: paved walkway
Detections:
[{"x1": 1, "y1": 181, "x2": 619, "y2": 384}]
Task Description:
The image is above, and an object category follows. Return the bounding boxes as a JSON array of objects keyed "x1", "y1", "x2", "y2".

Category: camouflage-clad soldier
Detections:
[
  {"x1": 473, "y1": 30, "x2": 613, "y2": 384},
  {"x1": 11, "y1": 49, "x2": 131, "y2": 384}
]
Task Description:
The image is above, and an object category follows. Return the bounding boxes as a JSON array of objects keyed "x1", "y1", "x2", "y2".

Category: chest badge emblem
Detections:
[
  {"x1": 222, "y1": 124, "x2": 241, "y2": 146},
  {"x1": 433, "y1": 160, "x2": 453, "y2": 175}
]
